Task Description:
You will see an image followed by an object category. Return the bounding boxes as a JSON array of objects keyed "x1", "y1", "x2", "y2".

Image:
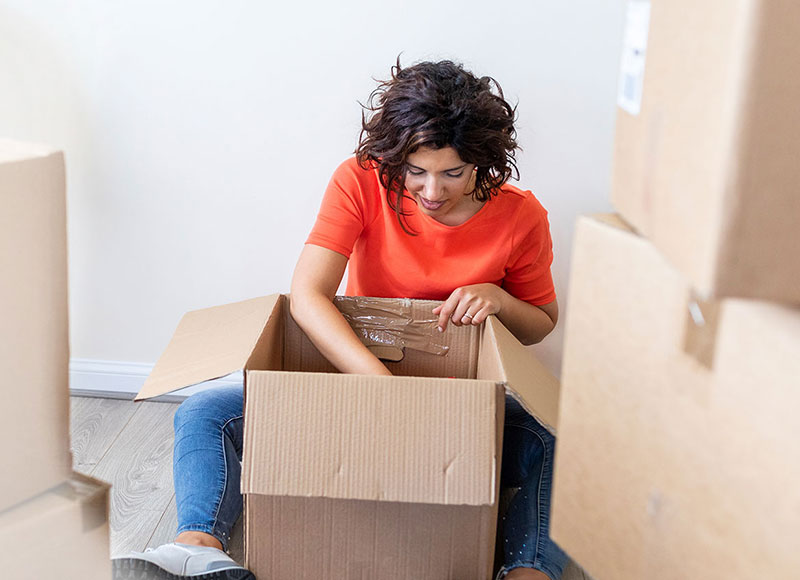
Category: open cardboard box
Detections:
[
  {"x1": 136, "y1": 294, "x2": 560, "y2": 580},
  {"x1": 551, "y1": 214, "x2": 800, "y2": 579}
]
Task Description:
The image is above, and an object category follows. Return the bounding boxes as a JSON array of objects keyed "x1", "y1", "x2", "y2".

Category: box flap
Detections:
[
  {"x1": 135, "y1": 295, "x2": 281, "y2": 400},
  {"x1": 482, "y1": 316, "x2": 560, "y2": 433},
  {"x1": 242, "y1": 371, "x2": 500, "y2": 506}
]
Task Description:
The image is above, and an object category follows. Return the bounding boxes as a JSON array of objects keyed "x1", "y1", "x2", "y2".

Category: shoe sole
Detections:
[{"x1": 112, "y1": 558, "x2": 256, "y2": 580}]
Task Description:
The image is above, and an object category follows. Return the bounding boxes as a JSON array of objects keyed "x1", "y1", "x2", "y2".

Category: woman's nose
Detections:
[{"x1": 423, "y1": 178, "x2": 443, "y2": 200}]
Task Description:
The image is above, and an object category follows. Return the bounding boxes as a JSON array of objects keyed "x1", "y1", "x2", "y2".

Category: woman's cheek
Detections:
[{"x1": 406, "y1": 179, "x2": 424, "y2": 194}]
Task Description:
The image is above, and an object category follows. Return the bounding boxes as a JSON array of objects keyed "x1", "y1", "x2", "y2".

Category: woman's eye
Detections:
[
  {"x1": 446, "y1": 171, "x2": 464, "y2": 178},
  {"x1": 407, "y1": 169, "x2": 424, "y2": 176}
]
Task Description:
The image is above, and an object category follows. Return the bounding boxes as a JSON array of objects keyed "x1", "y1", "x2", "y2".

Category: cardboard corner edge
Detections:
[
  {"x1": 134, "y1": 294, "x2": 284, "y2": 401},
  {"x1": 485, "y1": 316, "x2": 560, "y2": 434}
]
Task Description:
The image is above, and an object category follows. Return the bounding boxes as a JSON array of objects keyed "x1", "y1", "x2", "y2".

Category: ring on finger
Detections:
[{"x1": 462, "y1": 313, "x2": 473, "y2": 320}]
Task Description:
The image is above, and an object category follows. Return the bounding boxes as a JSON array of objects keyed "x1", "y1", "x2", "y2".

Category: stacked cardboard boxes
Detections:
[
  {"x1": 551, "y1": 2, "x2": 800, "y2": 579},
  {"x1": 0, "y1": 140, "x2": 110, "y2": 579},
  {"x1": 136, "y1": 294, "x2": 562, "y2": 580}
]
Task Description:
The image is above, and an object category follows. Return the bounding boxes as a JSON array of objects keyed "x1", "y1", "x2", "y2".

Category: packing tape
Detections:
[{"x1": 335, "y1": 296, "x2": 450, "y2": 357}]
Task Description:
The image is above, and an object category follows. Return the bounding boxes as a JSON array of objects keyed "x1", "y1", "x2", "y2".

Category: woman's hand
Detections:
[
  {"x1": 432, "y1": 283, "x2": 503, "y2": 331},
  {"x1": 433, "y1": 283, "x2": 558, "y2": 346}
]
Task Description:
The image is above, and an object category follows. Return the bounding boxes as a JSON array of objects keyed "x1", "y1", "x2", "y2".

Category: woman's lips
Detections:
[{"x1": 418, "y1": 196, "x2": 445, "y2": 211}]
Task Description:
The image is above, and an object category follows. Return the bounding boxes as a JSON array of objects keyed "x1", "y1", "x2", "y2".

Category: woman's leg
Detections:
[
  {"x1": 496, "y1": 395, "x2": 567, "y2": 580},
  {"x1": 173, "y1": 385, "x2": 245, "y2": 552},
  {"x1": 112, "y1": 385, "x2": 253, "y2": 580}
]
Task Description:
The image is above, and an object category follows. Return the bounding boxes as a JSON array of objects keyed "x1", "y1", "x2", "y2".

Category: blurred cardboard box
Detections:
[
  {"x1": 136, "y1": 294, "x2": 560, "y2": 580},
  {"x1": 0, "y1": 139, "x2": 72, "y2": 512},
  {"x1": 551, "y1": 214, "x2": 800, "y2": 579},
  {"x1": 0, "y1": 472, "x2": 110, "y2": 579},
  {"x1": 612, "y1": 0, "x2": 800, "y2": 303}
]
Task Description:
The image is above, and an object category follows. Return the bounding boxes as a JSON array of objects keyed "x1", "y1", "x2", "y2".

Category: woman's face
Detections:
[{"x1": 404, "y1": 146, "x2": 477, "y2": 221}]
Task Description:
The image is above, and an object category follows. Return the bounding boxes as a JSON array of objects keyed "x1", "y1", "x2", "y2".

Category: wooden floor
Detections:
[
  {"x1": 69, "y1": 395, "x2": 588, "y2": 579},
  {"x1": 69, "y1": 396, "x2": 244, "y2": 562}
]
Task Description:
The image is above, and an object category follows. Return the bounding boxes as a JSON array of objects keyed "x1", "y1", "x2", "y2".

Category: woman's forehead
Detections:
[{"x1": 406, "y1": 146, "x2": 466, "y2": 170}]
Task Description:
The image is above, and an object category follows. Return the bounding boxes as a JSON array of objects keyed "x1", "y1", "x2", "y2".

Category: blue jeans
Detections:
[
  {"x1": 173, "y1": 386, "x2": 566, "y2": 579},
  {"x1": 497, "y1": 397, "x2": 567, "y2": 580}
]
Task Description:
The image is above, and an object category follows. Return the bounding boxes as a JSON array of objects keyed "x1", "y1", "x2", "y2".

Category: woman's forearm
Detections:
[
  {"x1": 496, "y1": 291, "x2": 558, "y2": 346},
  {"x1": 289, "y1": 289, "x2": 392, "y2": 376},
  {"x1": 290, "y1": 244, "x2": 392, "y2": 376}
]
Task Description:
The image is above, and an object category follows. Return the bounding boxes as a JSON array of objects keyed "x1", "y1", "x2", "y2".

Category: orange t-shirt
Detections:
[{"x1": 306, "y1": 157, "x2": 556, "y2": 306}]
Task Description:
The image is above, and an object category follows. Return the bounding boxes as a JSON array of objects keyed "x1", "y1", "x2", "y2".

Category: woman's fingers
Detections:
[
  {"x1": 452, "y1": 301, "x2": 476, "y2": 326},
  {"x1": 435, "y1": 295, "x2": 478, "y2": 330},
  {"x1": 435, "y1": 294, "x2": 459, "y2": 331},
  {"x1": 470, "y1": 305, "x2": 492, "y2": 325},
  {"x1": 435, "y1": 285, "x2": 501, "y2": 332}
]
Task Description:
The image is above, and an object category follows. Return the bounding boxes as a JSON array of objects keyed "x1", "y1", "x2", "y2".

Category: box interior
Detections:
[{"x1": 245, "y1": 295, "x2": 485, "y2": 380}]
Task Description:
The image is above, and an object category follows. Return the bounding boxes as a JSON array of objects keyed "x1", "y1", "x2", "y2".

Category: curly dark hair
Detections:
[{"x1": 356, "y1": 58, "x2": 519, "y2": 234}]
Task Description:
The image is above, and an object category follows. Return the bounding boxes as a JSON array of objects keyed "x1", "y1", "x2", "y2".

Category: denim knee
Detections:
[{"x1": 173, "y1": 386, "x2": 241, "y2": 433}]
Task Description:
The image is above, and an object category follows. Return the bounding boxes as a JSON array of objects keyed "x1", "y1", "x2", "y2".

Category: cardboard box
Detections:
[
  {"x1": 137, "y1": 294, "x2": 560, "y2": 580},
  {"x1": 551, "y1": 214, "x2": 800, "y2": 580},
  {"x1": 611, "y1": 0, "x2": 800, "y2": 303},
  {"x1": 0, "y1": 472, "x2": 111, "y2": 579},
  {"x1": 0, "y1": 139, "x2": 72, "y2": 512}
]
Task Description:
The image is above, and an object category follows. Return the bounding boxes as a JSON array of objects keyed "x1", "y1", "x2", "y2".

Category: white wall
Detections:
[{"x1": 0, "y1": 1, "x2": 624, "y2": 385}]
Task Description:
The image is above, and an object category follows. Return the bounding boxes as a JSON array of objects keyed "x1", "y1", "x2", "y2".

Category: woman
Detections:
[{"x1": 114, "y1": 59, "x2": 566, "y2": 580}]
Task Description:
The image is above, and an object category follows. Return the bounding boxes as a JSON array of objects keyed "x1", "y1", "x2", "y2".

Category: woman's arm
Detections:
[
  {"x1": 290, "y1": 244, "x2": 392, "y2": 375},
  {"x1": 432, "y1": 283, "x2": 558, "y2": 346}
]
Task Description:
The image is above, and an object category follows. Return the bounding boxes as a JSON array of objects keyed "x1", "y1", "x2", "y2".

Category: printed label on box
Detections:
[{"x1": 617, "y1": 0, "x2": 651, "y2": 115}]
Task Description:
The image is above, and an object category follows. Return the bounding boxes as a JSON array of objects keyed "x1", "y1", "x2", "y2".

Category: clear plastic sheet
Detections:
[{"x1": 334, "y1": 296, "x2": 450, "y2": 357}]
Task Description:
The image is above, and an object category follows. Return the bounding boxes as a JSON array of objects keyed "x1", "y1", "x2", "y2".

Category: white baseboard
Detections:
[{"x1": 69, "y1": 358, "x2": 244, "y2": 402}]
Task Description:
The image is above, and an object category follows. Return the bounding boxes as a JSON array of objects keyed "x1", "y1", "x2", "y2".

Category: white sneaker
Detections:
[{"x1": 112, "y1": 542, "x2": 255, "y2": 579}]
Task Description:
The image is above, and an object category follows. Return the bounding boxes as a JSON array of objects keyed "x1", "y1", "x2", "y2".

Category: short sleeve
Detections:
[
  {"x1": 501, "y1": 200, "x2": 557, "y2": 306},
  {"x1": 306, "y1": 158, "x2": 372, "y2": 258}
]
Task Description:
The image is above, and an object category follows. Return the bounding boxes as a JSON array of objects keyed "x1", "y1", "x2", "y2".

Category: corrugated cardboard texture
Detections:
[
  {"x1": 136, "y1": 294, "x2": 281, "y2": 400},
  {"x1": 552, "y1": 215, "x2": 800, "y2": 579},
  {"x1": 243, "y1": 372, "x2": 501, "y2": 506},
  {"x1": 611, "y1": 0, "x2": 800, "y2": 303},
  {"x1": 0, "y1": 472, "x2": 110, "y2": 579},
  {"x1": 244, "y1": 294, "x2": 286, "y2": 374},
  {"x1": 0, "y1": 140, "x2": 72, "y2": 512},
  {"x1": 481, "y1": 317, "x2": 559, "y2": 433},
  {"x1": 245, "y1": 494, "x2": 495, "y2": 580}
]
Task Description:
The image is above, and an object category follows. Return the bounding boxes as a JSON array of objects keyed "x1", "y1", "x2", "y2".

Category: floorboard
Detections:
[
  {"x1": 70, "y1": 396, "x2": 139, "y2": 474},
  {"x1": 146, "y1": 493, "x2": 177, "y2": 549},
  {"x1": 87, "y1": 400, "x2": 178, "y2": 557}
]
